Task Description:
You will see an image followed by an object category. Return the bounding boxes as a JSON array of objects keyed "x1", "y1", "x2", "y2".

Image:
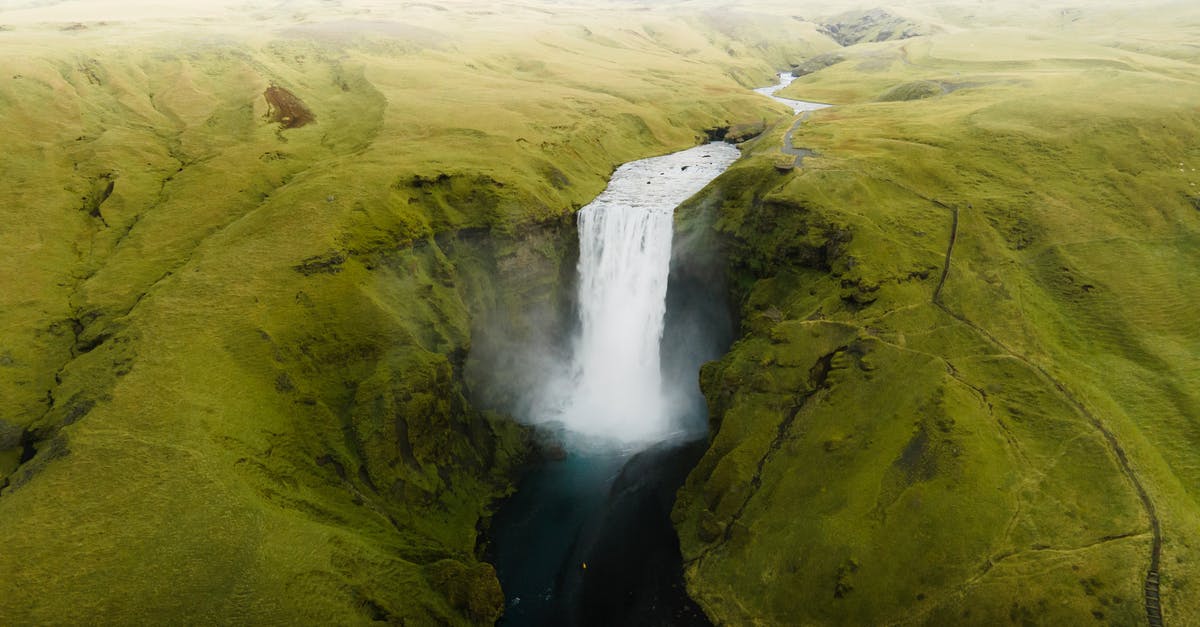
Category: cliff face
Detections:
[
  {"x1": 0, "y1": 5, "x2": 817, "y2": 623},
  {"x1": 672, "y1": 10, "x2": 1200, "y2": 624}
]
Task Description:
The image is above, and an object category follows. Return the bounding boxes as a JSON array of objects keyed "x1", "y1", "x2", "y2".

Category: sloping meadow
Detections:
[{"x1": 673, "y1": 7, "x2": 1200, "y2": 624}]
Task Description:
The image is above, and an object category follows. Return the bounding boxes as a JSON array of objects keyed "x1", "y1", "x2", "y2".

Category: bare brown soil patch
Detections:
[{"x1": 264, "y1": 85, "x2": 314, "y2": 129}]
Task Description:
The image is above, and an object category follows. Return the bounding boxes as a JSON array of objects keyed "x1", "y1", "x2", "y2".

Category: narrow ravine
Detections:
[
  {"x1": 489, "y1": 142, "x2": 739, "y2": 626},
  {"x1": 488, "y1": 74, "x2": 813, "y2": 625}
]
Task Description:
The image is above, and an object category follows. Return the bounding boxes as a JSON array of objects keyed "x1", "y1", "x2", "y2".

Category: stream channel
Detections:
[{"x1": 487, "y1": 74, "x2": 823, "y2": 626}]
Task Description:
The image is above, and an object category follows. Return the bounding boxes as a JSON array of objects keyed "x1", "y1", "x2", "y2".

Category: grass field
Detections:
[
  {"x1": 673, "y1": 1, "x2": 1200, "y2": 624},
  {"x1": 2, "y1": 0, "x2": 1199, "y2": 624}
]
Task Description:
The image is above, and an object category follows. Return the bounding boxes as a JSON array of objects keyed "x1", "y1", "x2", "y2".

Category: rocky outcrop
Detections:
[
  {"x1": 819, "y1": 8, "x2": 929, "y2": 46},
  {"x1": 725, "y1": 121, "x2": 767, "y2": 143}
]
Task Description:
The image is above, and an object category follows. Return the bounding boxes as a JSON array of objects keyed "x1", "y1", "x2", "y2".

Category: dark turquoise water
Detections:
[
  {"x1": 489, "y1": 439, "x2": 711, "y2": 627},
  {"x1": 488, "y1": 447, "x2": 627, "y2": 625}
]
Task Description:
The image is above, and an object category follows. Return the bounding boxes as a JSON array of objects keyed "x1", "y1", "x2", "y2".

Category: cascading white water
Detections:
[{"x1": 536, "y1": 142, "x2": 741, "y2": 445}]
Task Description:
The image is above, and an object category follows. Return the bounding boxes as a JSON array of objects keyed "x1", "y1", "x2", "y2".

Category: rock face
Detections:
[
  {"x1": 818, "y1": 8, "x2": 929, "y2": 46},
  {"x1": 571, "y1": 440, "x2": 712, "y2": 626}
]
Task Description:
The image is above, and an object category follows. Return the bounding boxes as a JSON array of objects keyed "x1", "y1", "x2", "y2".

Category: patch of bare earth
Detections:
[{"x1": 264, "y1": 85, "x2": 314, "y2": 129}]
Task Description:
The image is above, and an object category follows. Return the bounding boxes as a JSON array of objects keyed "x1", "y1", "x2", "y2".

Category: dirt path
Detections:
[
  {"x1": 932, "y1": 201, "x2": 958, "y2": 303},
  {"x1": 932, "y1": 201, "x2": 1165, "y2": 627}
]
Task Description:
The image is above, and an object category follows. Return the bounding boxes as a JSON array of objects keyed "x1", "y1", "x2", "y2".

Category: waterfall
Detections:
[
  {"x1": 537, "y1": 142, "x2": 741, "y2": 445},
  {"x1": 492, "y1": 76, "x2": 794, "y2": 626}
]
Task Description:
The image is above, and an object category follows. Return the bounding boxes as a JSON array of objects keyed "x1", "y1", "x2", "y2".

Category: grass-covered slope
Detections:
[
  {"x1": 0, "y1": 2, "x2": 825, "y2": 622},
  {"x1": 674, "y1": 4, "x2": 1200, "y2": 624}
]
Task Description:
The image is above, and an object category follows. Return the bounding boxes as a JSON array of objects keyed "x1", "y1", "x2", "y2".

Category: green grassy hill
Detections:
[{"x1": 673, "y1": 2, "x2": 1200, "y2": 624}]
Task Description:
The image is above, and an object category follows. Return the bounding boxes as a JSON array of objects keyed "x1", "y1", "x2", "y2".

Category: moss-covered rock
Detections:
[{"x1": 427, "y1": 559, "x2": 507, "y2": 623}]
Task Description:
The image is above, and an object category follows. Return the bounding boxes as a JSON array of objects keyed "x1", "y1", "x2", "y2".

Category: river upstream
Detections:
[{"x1": 488, "y1": 74, "x2": 822, "y2": 626}]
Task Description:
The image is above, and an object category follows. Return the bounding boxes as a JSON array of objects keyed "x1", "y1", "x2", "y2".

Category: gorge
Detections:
[
  {"x1": 487, "y1": 140, "x2": 740, "y2": 625},
  {"x1": 485, "y1": 73, "x2": 843, "y2": 624}
]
